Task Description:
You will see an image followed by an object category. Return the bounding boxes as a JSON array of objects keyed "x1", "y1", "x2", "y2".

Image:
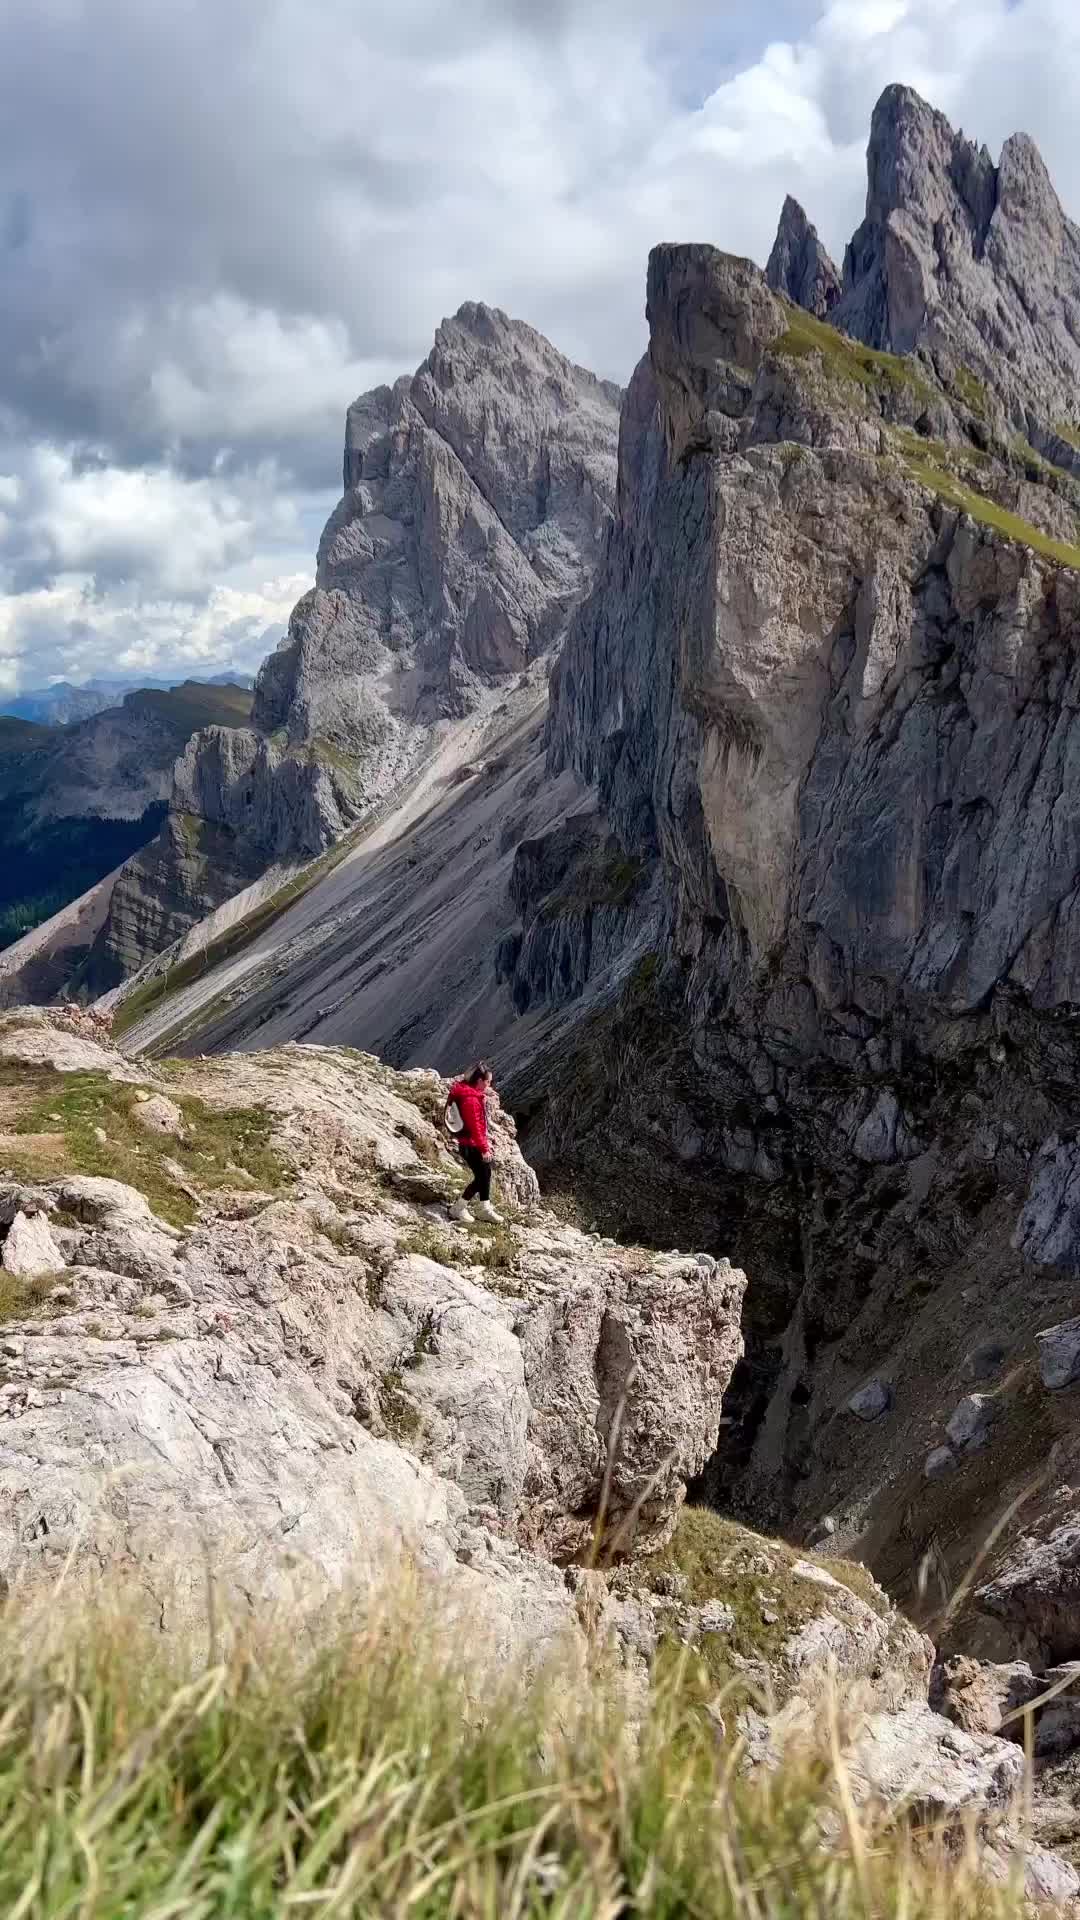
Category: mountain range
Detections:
[
  {"x1": 0, "y1": 670, "x2": 254, "y2": 729},
  {"x1": 3, "y1": 81, "x2": 1080, "y2": 1883}
]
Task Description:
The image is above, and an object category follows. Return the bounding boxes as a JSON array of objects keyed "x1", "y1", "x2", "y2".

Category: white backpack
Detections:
[{"x1": 444, "y1": 1098, "x2": 465, "y2": 1136}]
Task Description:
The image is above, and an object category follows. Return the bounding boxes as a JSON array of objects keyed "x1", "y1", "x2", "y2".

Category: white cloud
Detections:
[{"x1": 1, "y1": 0, "x2": 1079, "y2": 690}]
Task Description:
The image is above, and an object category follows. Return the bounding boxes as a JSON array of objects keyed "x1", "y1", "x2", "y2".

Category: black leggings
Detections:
[{"x1": 460, "y1": 1145, "x2": 491, "y2": 1203}]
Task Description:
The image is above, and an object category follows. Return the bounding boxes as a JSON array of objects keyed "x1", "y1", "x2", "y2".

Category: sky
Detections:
[{"x1": 0, "y1": 0, "x2": 1075, "y2": 694}]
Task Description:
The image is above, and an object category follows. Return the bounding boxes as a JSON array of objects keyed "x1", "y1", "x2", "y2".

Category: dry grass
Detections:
[{"x1": 0, "y1": 1574, "x2": 1034, "y2": 1919}]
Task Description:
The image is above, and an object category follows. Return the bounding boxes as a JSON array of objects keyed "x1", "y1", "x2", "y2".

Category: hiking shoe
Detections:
[
  {"x1": 474, "y1": 1200, "x2": 502, "y2": 1224},
  {"x1": 449, "y1": 1200, "x2": 474, "y2": 1224}
]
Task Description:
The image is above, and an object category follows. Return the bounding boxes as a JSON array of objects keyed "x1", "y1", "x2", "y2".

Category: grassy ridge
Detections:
[
  {"x1": 774, "y1": 304, "x2": 936, "y2": 408},
  {"x1": 0, "y1": 1578, "x2": 1029, "y2": 1919}
]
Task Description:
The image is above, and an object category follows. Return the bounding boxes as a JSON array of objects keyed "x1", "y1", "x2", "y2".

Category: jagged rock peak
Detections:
[
  {"x1": 830, "y1": 82, "x2": 1080, "y2": 427},
  {"x1": 766, "y1": 194, "x2": 841, "y2": 318},
  {"x1": 253, "y1": 298, "x2": 622, "y2": 760}
]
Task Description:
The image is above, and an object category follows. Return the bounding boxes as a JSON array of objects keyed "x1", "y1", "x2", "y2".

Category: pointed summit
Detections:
[
  {"x1": 821, "y1": 83, "x2": 1080, "y2": 430},
  {"x1": 765, "y1": 195, "x2": 841, "y2": 319}
]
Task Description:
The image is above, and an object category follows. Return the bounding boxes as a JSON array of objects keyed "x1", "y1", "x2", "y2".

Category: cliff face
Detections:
[
  {"x1": 499, "y1": 107, "x2": 1080, "y2": 1642},
  {"x1": 65, "y1": 307, "x2": 621, "y2": 997}
]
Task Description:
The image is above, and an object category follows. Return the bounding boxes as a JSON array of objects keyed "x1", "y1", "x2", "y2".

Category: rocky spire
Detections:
[
  {"x1": 765, "y1": 194, "x2": 841, "y2": 318},
  {"x1": 829, "y1": 83, "x2": 1080, "y2": 428}
]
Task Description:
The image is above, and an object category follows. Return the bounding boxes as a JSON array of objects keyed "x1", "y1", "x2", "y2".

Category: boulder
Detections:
[
  {"x1": 1035, "y1": 1317, "x2": 1080, "y2": 1391},
  {"x1": 847, "y1": 1378, "x2": 892, "y2": 1422},
  {"x1": 945, "y1": 1394, "x2": 994, "y2": 1454},
  {"x1": 132, "y1": 1093, "x2": 184, "y2": 1139},
  {"x1": 1, "y1": 1210, "x2": 64, "y2": 1280},
  {"x1": 933, "y1": 1655, "x2": 1042, "y2": 1737},
  {"x1": 965, "y1": 1341, "x2": 1007, "y2": 1383},
  {"x1": 925, "y1": 1447, "x2": 956, "y2": 1481},
  {"x1": 976, "y1": 1504, "x2": 1080, "y2": 1663}
]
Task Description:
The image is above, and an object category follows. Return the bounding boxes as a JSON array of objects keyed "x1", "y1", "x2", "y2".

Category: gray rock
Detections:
[
  {"x1": 1, "y1": 1211, "x2": 64, "y2": 1279},
  {"x1": 945, "y1": 1393, "x2": 994, "y2": 1453},
  {"x1": 133, "y1": 1093, "x2": 184, "y2": 1138},
  {"x1": 1016, "y1": 1846, "x2": 1080, "y2": 1906},
  {"x1": 847, "y1": 1378, "x2": 892, "y2": 1421},
  {"x1": 1014, "y1": 1139, "x2": 1080, "y2": 1277},
  {"x1": 843, "y1": 1702, "x2": 1025, "y2": 1824},
  {"x1": 697, "y1": 1599, "x2": 735, "y2": 1634},
  {"x1": 1035, "y1": 1316, "x2": 1080, "y2": 1390},
  {"x1": 0, "y1": 1019, "x2": 746, "y2": 1636},
  {"x1": 828, "y1": 83, "x2": 1080, "y2": 429},
  {"x1": 766, "y1": 195, "x2": 841, "y2": 319},
  {"x1": 934, "y1": 1654, "x2": 1043, "y2": 1737},
  {"x1": 925, "y1": 1446, "x2": 957, "y2": 1481},
  {"x1": 976, "y1": 1506, "x2": 1080, "y2": 1663}
]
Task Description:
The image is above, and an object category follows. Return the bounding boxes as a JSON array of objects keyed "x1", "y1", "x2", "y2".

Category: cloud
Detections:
[{"x1": 1, "y1": 0, "x2": 1078, "y2": 689}]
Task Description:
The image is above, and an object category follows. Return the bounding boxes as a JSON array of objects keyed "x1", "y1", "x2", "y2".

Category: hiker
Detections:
[{"x1": 445, "y1": 1061, "x2": 501, "y2": 1224}]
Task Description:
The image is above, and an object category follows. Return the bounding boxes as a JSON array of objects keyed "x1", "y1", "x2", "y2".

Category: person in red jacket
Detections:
[{"x1": 446, "y1": 1061, "x2": 501, "y2": 1224}]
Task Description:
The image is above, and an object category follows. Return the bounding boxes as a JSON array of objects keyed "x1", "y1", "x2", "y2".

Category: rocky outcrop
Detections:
[
  {"x1": 0, "y1": 1011, "x2": 742, "y2": 1659},
  {"x1": 766, "y1": 195, "x2": 841, "y2": 318},
  {"x1": 797, "y1": 84, "x2": 1080, "y2": 439},
  {"x1": 11, "y1": 1005, "x2": 1070, "y2": 1883}
]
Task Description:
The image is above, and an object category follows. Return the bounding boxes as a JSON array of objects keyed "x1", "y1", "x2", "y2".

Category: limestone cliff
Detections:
[
  {"x1": 59, "y1": 307, "x2": 620, "y2": 998},
  {"x1": 783, "y1": 84, "x2": 1080, "y2": 446},
  {"x1": 499, "y1": 184, "x2": 1080, "y2": 1658}
]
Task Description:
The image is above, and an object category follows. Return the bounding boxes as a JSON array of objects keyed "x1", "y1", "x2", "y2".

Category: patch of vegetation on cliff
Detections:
[
  {"x1": 641, "y1": 1507, "x2": 889, "y2": 1668},
  {"x1": 901, "y1": 450, "x2": 1080, "y2": 569},
  {"x1": 291, "y1": 734, "x2": 362, "y2": 776},
  {"x1": 0, "y1": 1581, "x2": 1028, "y2": 1918},
  {"x1": 775, "y1": 303, "x2": 936, "y2": 408},
  {"x1": 1054, "y1": 420, "x2": 1080, "y2": 452},
  {"x1": 0, "y1": 1063, "x2": 284, "y2": 1226},
  {"x1": 951, "y1": 364, "x2": 989, "y2": 419}
]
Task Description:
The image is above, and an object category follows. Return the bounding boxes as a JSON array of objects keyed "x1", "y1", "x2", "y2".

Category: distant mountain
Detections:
[
  {"x1": 1, "y1": 670, "x2": 255, "y2": 728},
  {"x1": 0, "y1": 680, "x2": 254, "y2": 987}
]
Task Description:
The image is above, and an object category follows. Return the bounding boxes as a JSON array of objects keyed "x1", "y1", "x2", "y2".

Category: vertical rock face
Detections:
[
  {"x1": 818, "y1": 84, "x2": 1080, "y2": 431},
  {"x1": 766, "y1": 195, "x2": 841, "y2": 319},
  {"x1": 69, "y1": 309, "x2": 621, "y2": 994},
  {"x1": 509, "y1": 106, "x2": 1080, "y2": 1617}
]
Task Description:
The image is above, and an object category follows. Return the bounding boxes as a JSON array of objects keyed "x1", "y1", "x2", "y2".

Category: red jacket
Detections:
[{"x1": 449, "y1": 1079, "x2": 489, "y2": 1154}]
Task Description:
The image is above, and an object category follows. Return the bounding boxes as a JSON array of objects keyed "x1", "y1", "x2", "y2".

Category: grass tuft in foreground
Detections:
[{"x1": 0, "y1": 1577, "x2": 1032, "y2": 1918}]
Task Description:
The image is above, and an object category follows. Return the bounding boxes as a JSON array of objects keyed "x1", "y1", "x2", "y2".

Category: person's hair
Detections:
[{"x1": 467, "y1": 1060, "x2": 492, "y2": 1085}]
